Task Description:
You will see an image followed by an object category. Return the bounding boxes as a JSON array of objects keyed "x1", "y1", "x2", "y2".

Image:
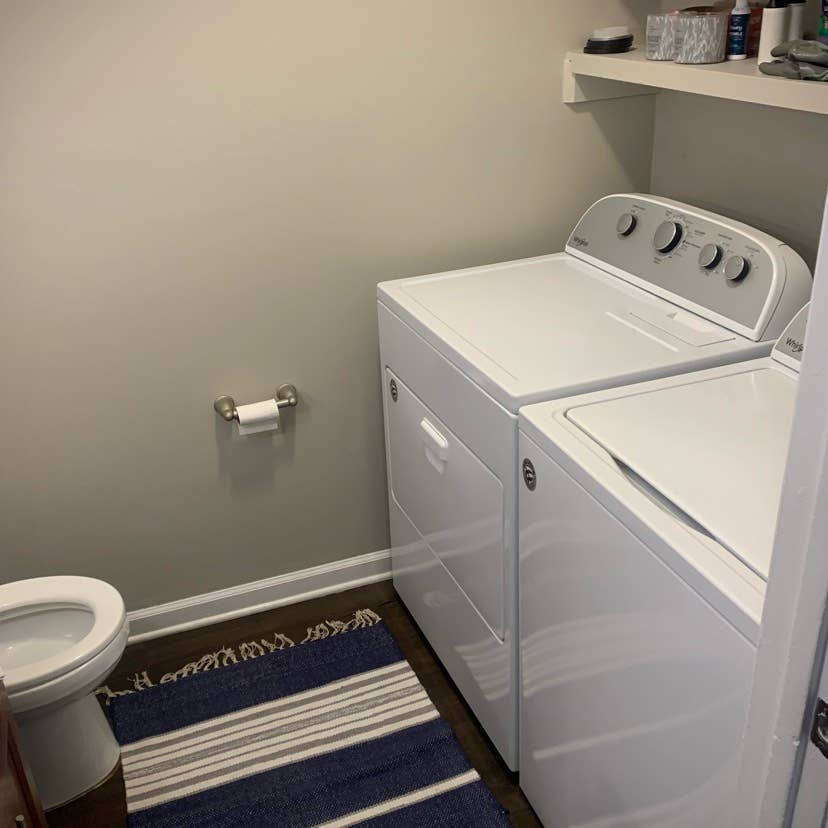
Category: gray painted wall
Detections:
[
  {"x1": 0, "y1": 2, "x2": 656, "y2": 609},
  {"x1": 649, "y1": 1, "x2": 828, "y2": 267},
  {"x1": 651, "y1": 92, "x2": 828, "y2": 269}
]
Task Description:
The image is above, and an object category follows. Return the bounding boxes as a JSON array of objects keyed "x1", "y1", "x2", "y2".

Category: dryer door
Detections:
[{"x1": 385, "y1": 369, "x2": 505, "y2": 639}]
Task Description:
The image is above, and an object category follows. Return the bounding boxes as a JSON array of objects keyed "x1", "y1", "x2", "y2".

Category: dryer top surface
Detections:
[{"x1": 379, "y1": 254, "x2": 763, "y2": 411}]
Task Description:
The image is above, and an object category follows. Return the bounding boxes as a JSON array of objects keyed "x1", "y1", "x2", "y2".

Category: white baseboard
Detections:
[{"x1": 127, "y1": 549, "x2": 392, "y2": 644}]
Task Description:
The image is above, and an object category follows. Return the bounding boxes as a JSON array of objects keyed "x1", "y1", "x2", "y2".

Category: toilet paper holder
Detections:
[{"x1": 213, "y1": 384, "x2": 299, "y2": 422}]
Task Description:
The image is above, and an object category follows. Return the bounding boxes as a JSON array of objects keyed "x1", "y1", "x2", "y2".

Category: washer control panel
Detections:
[
  {"x1": 566, "y1": 194, "x2": 780, "y2": 334},
  {"x1": 772, "y1": 303, "x2": 809, "y2": 371}
]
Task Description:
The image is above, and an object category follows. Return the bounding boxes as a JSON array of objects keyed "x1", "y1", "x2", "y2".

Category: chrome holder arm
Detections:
[{"x1": 213, "y1": 384, "x2": 298, "y2": 422}]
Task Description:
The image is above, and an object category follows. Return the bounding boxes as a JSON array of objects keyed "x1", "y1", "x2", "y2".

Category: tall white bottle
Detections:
[
  {"x1": 758, "y1": 0, "x2": 790, "y2": 63},
  {"x1": 787, "y1": 0, "x2": 806, "y2": 41}
]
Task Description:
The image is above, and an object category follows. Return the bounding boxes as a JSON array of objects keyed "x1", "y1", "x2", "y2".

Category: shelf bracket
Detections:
[{"x1": 563, "y1": 56, "x2": 658, "y2": 104}]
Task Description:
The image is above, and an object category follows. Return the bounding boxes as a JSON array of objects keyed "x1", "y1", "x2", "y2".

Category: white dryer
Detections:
[
  {"x1": 518, "y1": 304, "x2": 810, "y2": 826},
  {"x1": 378, "y1": 194, "x2": 811, "y2": 770}
]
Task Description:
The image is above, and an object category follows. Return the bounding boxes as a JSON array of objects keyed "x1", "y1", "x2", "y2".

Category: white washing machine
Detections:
[
  {"x1": 518, "y1": 304, "x2": 810, "y2": 826},
  {"x1": 377, "y1": 194, "x2": 811, "y2": 770}
]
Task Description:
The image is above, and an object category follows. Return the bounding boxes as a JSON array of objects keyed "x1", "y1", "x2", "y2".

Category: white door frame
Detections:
[
  {"x1": 789, "y1": 654, "x2": 828, "y2": 827},
  {"x1": 735, "y1": 191, "x2": 828, "y2": 827}
]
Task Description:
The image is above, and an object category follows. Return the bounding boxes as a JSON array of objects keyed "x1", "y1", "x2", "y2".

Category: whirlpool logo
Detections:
[
  {"x1": 571, "y1": 235, "x2": 590, "y2": 248},
  {"x1": 785, "y1": 337, "x2": 804, "y2": 353}
]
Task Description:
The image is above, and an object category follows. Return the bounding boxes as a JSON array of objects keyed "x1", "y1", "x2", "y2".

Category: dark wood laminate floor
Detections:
[{"x1": 47, "y1": 581, "x2": 541, "y2": 827}]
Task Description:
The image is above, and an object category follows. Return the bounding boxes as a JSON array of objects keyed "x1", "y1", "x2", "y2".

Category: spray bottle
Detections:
[{"x1": 727, "y1": 0, "x2": 751, "y2": 59}]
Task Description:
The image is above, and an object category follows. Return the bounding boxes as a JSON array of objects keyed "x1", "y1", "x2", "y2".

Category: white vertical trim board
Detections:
[
  {"x1": 734, "y1": 191, "x2": 828, "y2": 827},
  {"x1": 127, "y1": 550, "x2": 392, "y2": 643}
]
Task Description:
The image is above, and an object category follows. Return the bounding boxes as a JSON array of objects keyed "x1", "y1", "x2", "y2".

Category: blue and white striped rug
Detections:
[{"x1": 109, "y1": 618, "x2": 510, "y2": 826}]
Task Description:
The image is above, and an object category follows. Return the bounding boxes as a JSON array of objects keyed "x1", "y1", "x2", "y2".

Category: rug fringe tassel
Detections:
[
  {"x1": 96, "y1": 608, "x2": 381, "y2": 703},
  {"x1": 301, "y1": 608, "x2": 382, "y2": 642},
  {"x1": 159, "y1": 646, "x2": 238, "y2": 683}
]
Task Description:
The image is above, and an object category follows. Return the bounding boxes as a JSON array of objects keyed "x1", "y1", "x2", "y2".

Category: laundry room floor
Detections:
[{"x1": 46, "y1": 580, "x2": 541, "y2": 828}]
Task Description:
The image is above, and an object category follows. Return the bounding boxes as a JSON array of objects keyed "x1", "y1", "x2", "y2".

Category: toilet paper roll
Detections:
[
  {"x1": 647, "y1": 13, "x2": 678, "y2": 60},
  {"x1": 674, "y1": 9, "x2": 729, "y2": 64},
  {"x1": 236, "y1": 399, "x2": 281, "y2": 435}
]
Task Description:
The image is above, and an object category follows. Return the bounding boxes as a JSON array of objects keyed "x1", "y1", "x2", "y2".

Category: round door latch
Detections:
[
  {"x1": 811, "y1": 698, "x2": 828, "y2": 759},
  {"x1": 522, "y1": 458, "x2": 537, "y2": 491},
  {"x1": 389, "y1": 378, "x2": 398, "y2": 402}
]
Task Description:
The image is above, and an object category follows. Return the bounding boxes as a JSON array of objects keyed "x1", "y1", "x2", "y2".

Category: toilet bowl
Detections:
[{"x1": 0, "y1": 576, "x2": 129, "y2": 810}]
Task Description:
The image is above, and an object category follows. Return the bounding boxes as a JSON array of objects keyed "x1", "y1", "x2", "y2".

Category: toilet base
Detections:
[{"x1": 17, "y1": 693, "x2": 121, "y2": 811}]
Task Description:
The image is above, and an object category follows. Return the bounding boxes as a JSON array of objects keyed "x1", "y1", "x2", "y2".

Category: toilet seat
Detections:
[
  {"x1": 0, "y1": 576, "x2": 126, "y2": 696},
  {"x1": 9, "y1": 621, "x2": 130, "y2": 714}
]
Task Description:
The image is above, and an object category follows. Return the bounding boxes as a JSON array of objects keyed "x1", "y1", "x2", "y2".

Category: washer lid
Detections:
[
  {"x1": 0, "y1": 576, "x2": 126, "y2": 693},
  {"x1": 379, "y1": 254, "x2": 755, "y2": 412},
  {"x1": 566, "y1": 366, "x2": 798, "y2": 581}
]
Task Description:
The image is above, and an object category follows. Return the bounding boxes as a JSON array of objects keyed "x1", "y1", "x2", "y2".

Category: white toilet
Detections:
[{"x1": 0, "y1": 576, "x2": 129, "y2": 810}]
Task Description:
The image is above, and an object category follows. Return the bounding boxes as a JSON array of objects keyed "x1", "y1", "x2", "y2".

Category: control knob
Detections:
[
  {"x1": 724, "y1": 255, "x2": 750, "y2": 282},
  {"x1": 698, "y1": 243, "x2": 723, "y2": 270},
  {"x1": 616, "y1": 213, "x2": 637, "y2": 237},
  {"x1": 653, "y1": 220, "x2": 683, "y2": 254}
]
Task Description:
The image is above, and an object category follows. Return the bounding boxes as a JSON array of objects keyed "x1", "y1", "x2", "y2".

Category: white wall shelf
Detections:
[{"x1": 564, "y1": 50, "x2": 828, "y2": 116}]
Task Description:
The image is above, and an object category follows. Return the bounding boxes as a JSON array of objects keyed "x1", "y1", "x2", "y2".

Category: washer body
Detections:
[
  {"x1": 377, "y1": 194, "x2": 811, "y2": 769},
  {"x1": 518, "y1": 306, "x2": 809, "y2": 825}
]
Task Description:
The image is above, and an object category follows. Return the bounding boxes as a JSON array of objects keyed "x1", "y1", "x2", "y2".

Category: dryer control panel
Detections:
[{"x1": 566, "y1": 194, "x2": 811, "y2": 342}]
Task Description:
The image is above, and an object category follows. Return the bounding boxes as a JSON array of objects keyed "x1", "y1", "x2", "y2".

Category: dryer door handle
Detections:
[{"x1": 420, "y1": 418, "x2": 450, "y2": 469}]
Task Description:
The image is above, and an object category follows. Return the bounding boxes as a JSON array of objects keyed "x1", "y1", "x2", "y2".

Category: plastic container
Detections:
[
  {"x1": 647, "y1": 13, "x2": 678, "y2": 60},
  {"x1": 758, "y1": 0, "x2": 789, "y2": 63},
  {"x1": 674, "y1": 7, "x2": 729, "y2": 64},
  {"x1": 787, "y1": 1, "x2": 806, "y2": 41},
  {"x1": 584, "y1": 26, "x2": 634, "y2": 54},
  {"x1": 748, "y1": 5, "x2": 763, "y2": 57},
  {"x1": 727, "y1": 0, "x2": 752, "y2": 59},
  {"x1": 820, "y1": 0, "x2": 828, "y2": 45}
]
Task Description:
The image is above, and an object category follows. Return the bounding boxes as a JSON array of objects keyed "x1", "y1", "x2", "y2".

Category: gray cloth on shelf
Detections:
[
  {"x1": 771, "y1": 40, "x2": 828, "y2": 66},
  {"x1": 760, "y1": 39, "x2": 828, "y2": 80}
]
